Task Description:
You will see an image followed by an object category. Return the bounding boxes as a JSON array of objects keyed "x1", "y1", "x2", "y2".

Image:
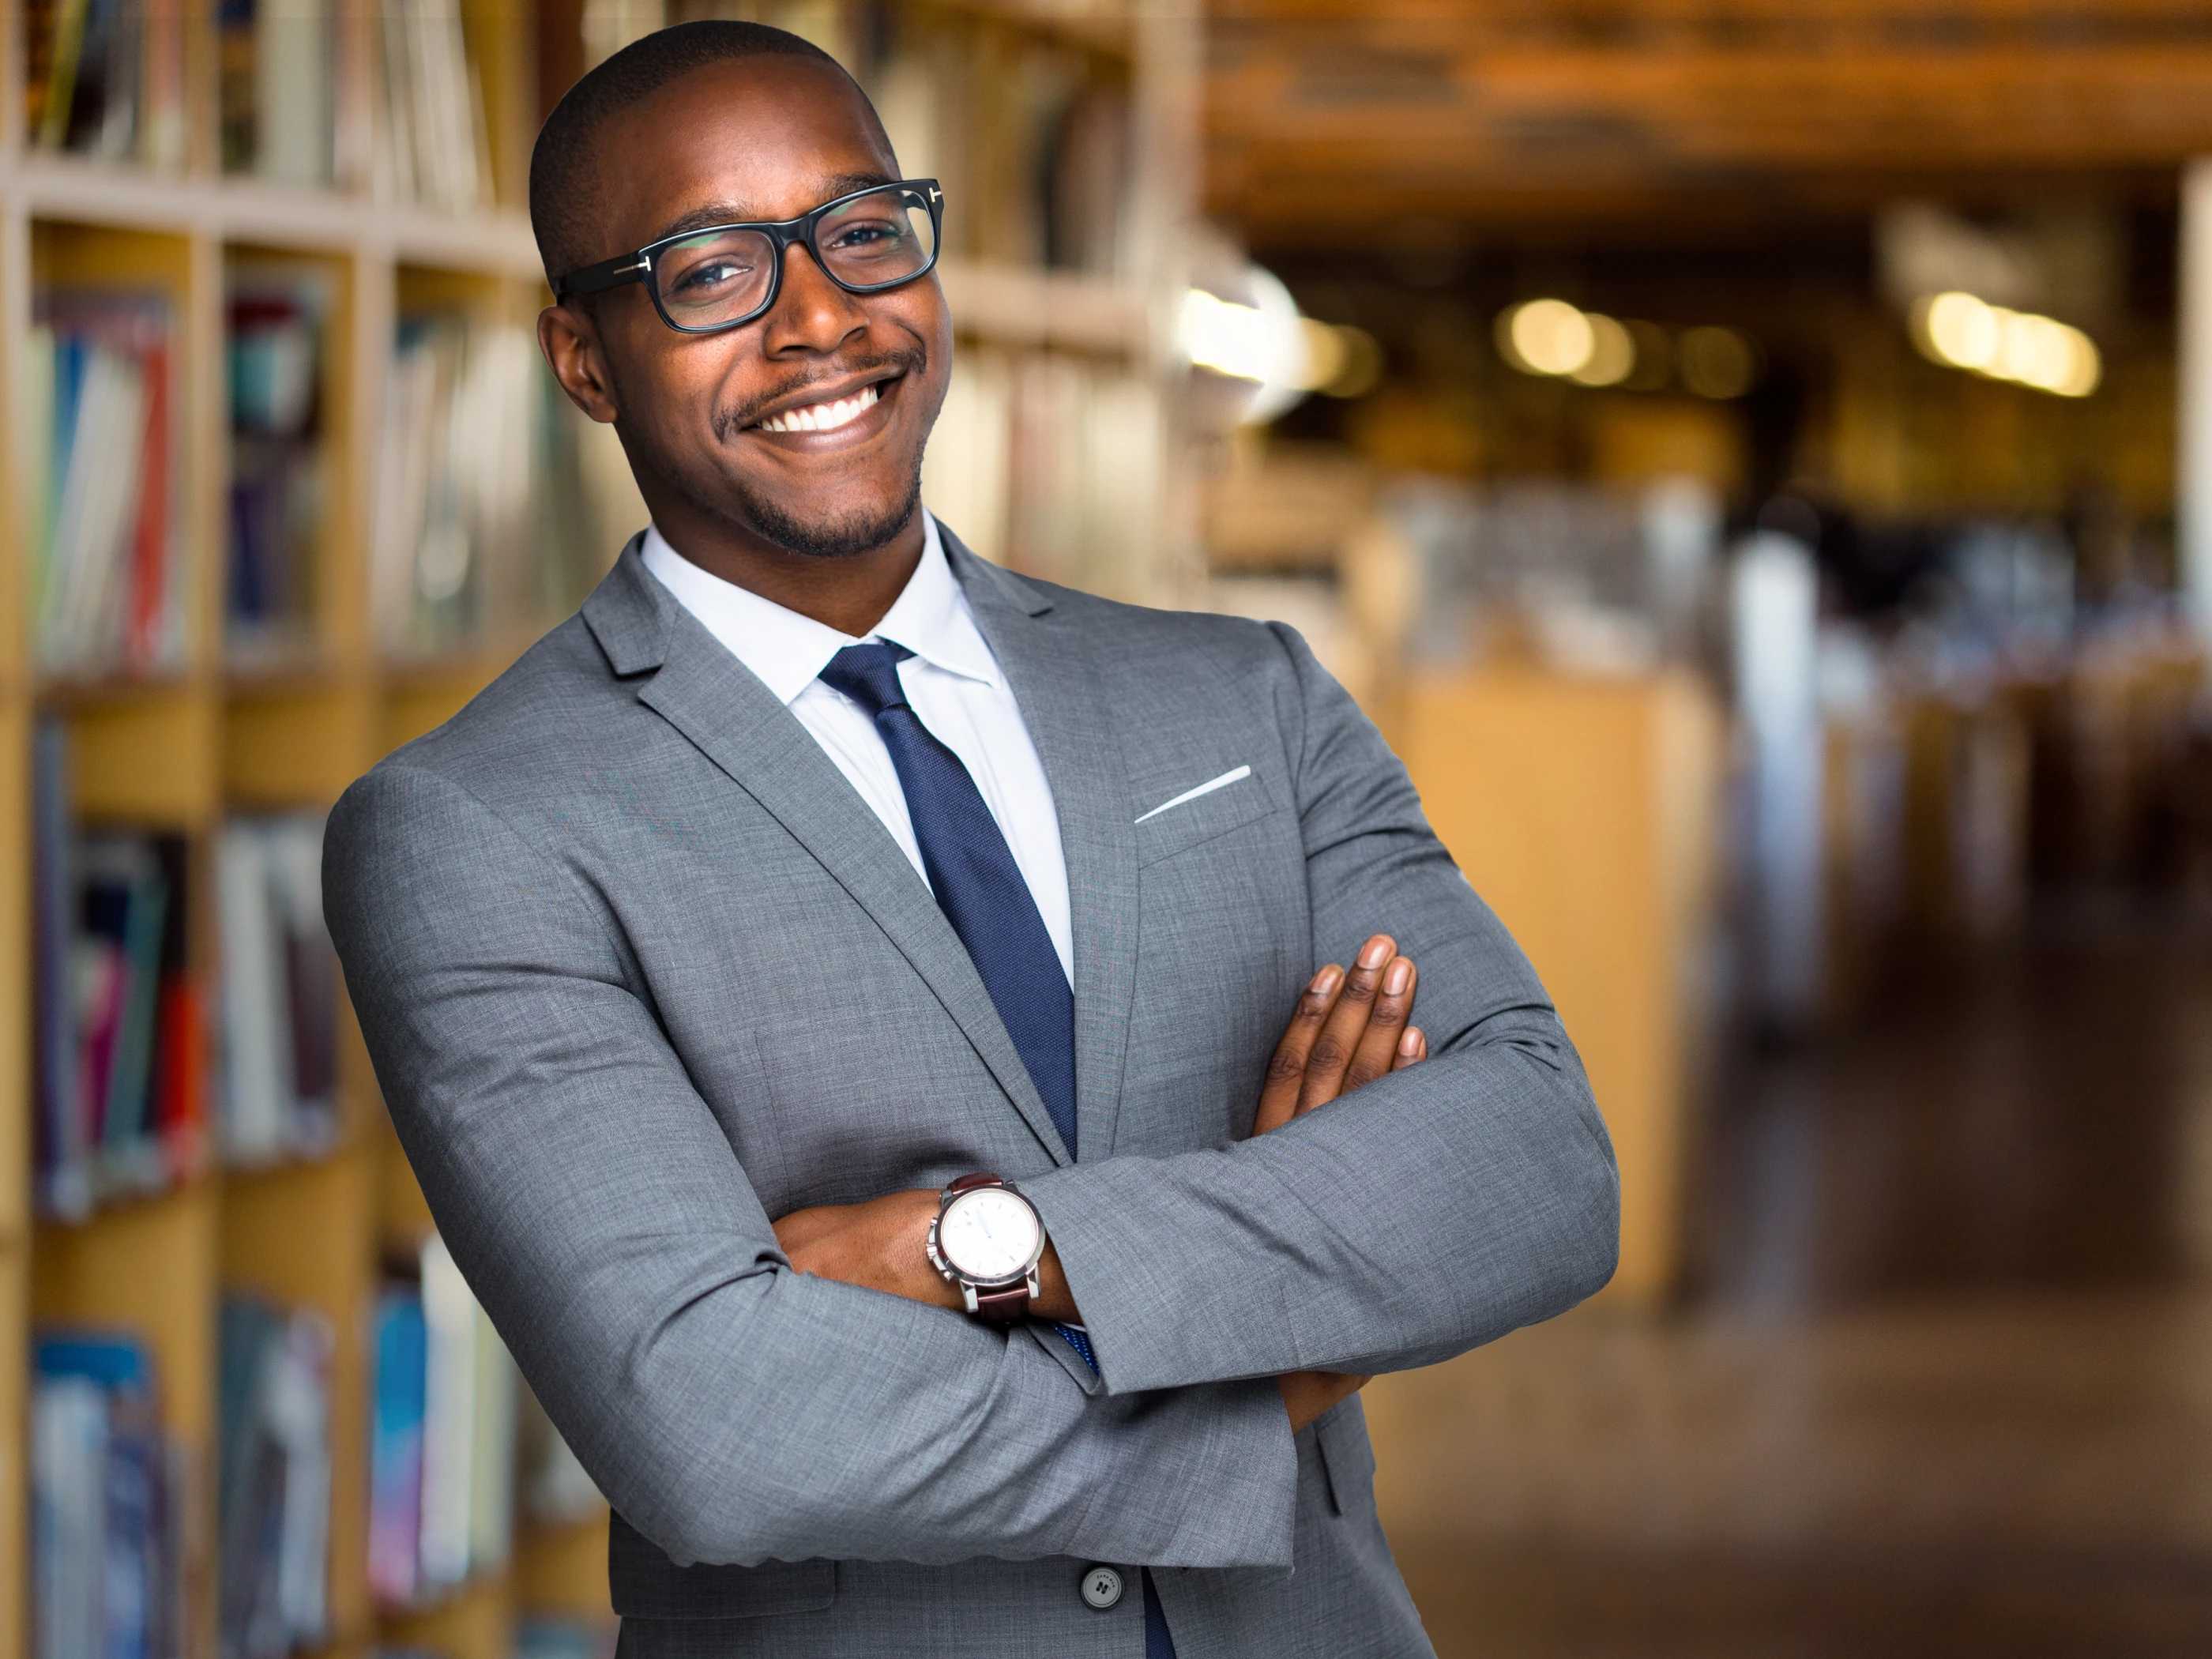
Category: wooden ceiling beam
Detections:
[{"x1": 1205, "y1": 2, "x2": 2212, "y2": 234}]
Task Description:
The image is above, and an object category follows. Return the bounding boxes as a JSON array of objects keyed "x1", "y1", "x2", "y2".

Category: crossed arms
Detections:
[
  {"x1": 773, "y1": 931, "x2": 1433, "y2": 1433},
  {"x1": 324, "y1": 626, "x2": 1618, "y2": 1573}
]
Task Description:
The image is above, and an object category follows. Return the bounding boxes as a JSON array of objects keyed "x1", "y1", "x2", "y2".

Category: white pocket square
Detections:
[{"x1": 1135, "y1": 766, "x2": 1252, "y2": 825}]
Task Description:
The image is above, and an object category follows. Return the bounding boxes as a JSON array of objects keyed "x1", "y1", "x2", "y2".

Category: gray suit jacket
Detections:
[{"x1": 324, "y1": 528, "x2": 1618, "y2": 1658}]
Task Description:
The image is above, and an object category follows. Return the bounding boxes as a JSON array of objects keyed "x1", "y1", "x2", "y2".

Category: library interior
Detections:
[{"x1": 7, "y1": 0, "x2": 2212, "y2": 1655}]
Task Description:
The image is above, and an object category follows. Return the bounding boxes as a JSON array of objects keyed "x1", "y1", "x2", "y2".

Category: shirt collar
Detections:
[{"x1": 639, "y1": 511, "x2": 1001, "y2": 706}]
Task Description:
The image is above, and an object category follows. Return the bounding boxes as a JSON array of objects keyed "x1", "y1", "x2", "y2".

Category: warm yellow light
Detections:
[
  {"x1": 1318, "y1": 325, "x2": 1385, "y2": 398},
  {"x1": 1294, "y1": 318, "x2": 1345, "y2": 391},
  {"x1": 2055, "y1": 331, "x2": 2101, "y2": 397},
  {"x1": 1571, "y1": 314, "x2": 1636, "y2": 386},
  {"x1": 1922, "y1": 291, "x2": 1999, "y2": 370},
  {"x1": 1913, "y1": 290, "x2": 2098, "y2": 397},
  {"x1": 1501, "y1": 299, "x2": 1596, "y2": 377}
]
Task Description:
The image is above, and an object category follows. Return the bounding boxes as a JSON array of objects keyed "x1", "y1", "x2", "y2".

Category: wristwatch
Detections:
[{"x1": 926, "y1": 1173, "x2": 1046, "y2": 1323}]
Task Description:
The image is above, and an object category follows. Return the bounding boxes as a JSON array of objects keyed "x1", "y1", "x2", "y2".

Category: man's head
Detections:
[{"x1": 533, "y1": 23, "x2": 951, "y2": 566}]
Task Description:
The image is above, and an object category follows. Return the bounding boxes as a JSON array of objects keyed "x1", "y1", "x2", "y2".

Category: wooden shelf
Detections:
[
  {"x1": 6, "y1": 159, "x2": 1158, "y2": 356},
  {"x1": 514, "y1": 1510, "x2": 613, "y2": 1620},
  {"x1": 2, "y1": 5, "x2": 1196, "y2": 1658},
  {"x1": 7, "y1": 153, "x2": 544, "y2": 277},
  {"x1": 380, "y1": 1571, "x2": 515, "y2": 1659}
]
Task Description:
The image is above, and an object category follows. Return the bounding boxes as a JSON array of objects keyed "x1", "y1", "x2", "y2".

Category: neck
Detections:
[{"x1": 644, "y1": 494, "x2": 927, "y2": 638}]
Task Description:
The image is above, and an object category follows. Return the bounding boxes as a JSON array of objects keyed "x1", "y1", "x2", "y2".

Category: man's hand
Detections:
[
  {"x1": 1255, "y1": 933, "x2": 1425, "y2": 1138},
  {"x1": 1264, "y1": 934, "x2": 1424, "y2": 1433}
]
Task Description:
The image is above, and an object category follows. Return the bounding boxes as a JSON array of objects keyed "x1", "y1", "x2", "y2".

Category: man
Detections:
[{"x1": 325, "y1": 21, "x2": 1617, "y2": 1658}]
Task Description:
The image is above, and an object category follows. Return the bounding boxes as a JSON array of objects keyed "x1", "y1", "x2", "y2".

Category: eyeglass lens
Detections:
[{"x1": 653, "y1": 188, "x2": 939, "y2": 328}]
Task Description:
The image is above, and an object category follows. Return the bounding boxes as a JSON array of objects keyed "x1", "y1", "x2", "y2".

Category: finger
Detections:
[
  {"x1": 1344, "y1": 955, "x2": 1416, "y2": 1091},
  {"x1": 1255, "y1": 965, "x2": 1344, "y2": 1134},
  {"x1": 1297, "y1": 935, "x2": 1394, "y2": 1113},
  {"x1": 1392, "y1": 1025, "x2": 1427, "y2": 1070}
]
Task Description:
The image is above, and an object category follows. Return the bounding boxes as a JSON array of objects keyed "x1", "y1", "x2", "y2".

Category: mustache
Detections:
[{"x1": 716, "y1": 347, "x2": 924, "y2": 438}]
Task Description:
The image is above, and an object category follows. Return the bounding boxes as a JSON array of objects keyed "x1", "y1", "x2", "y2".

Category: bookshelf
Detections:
[{"x1": 2, "y1": 3, "x2": 1198, "y2": 1659}]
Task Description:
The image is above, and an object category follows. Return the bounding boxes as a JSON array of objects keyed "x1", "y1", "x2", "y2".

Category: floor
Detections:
[{"x1": 1364, "y1": 897, "x2": 2212, "y2": 1656}]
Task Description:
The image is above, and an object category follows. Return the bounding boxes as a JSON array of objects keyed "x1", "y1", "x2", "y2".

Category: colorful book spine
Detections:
[
  {"x1": 31, "y1": 297, "x2": 179, "y2": 679},
  {"x1": 33, "y1": 722, "x2": 205, "y2": 1217},
  {"x1": 32, "y1": 1331, "x2": 178, "y2": 1659},
  {"x1": 367, "y1": 1288, "x2": 427, "y2": 1608}
]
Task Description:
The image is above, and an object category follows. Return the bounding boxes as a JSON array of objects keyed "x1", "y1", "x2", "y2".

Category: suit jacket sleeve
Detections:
[
  {"x1": 1022, "y1": 623, "x2": 1622, "y2": 1393},
  {"x1": 325, "y1": 761, "x2": 1298, "y2": 1571}
]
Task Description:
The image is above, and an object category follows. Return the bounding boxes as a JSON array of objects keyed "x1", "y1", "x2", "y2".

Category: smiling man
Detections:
[{"x1": 323, "y1": 21, "x2": 1618, "y2": 1659}]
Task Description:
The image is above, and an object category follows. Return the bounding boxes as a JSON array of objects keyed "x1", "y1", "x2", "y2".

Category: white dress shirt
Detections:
[{"x1": 641, "y1": 514, "x2": 1074, "y2": 985}]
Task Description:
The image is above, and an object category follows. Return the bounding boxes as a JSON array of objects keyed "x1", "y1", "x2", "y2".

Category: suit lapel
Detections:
[
  {"x1": 943, "y1": 532, "x2": 1142, "y2": 1162},
  {"x1": 584, "y1": 546, "x2": 1072, "y2": 1166}
]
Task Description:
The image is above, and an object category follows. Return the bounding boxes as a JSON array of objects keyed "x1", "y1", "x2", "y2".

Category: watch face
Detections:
[{"x1": 939, "y1": 1188, "x2": 1042, "y2": 1283}]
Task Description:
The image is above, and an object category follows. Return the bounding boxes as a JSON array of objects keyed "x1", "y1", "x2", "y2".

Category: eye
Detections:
[
  {"x1": 825, "y1": 219, "x2": 905, "y2": 252},
  {"x1": 668, "y1": 257, "x2": 754, "y2": 295}
]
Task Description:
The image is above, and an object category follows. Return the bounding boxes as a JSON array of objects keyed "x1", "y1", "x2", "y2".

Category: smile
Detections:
[{"x1": 756, "y1": 384, "x2": 879, "y2": 434}]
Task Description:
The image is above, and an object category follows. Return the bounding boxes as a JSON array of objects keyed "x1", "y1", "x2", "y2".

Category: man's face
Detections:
[{"x1": 561, "y1": 57, "x2": 951, "y2": 559}]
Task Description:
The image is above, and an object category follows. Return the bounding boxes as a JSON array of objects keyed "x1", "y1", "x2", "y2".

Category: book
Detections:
[
  {"x1": 367, "y1": 1288, "x2": 427, "y2": 1607},
  {"x1": 32, "y1": 1331, "x2": 179, "y2": 1659},
  {"x1": 217, "y1": 814, "x2": 337, "y2": 1166},
  {"x1": 26, "y1": 0, "x2": 185, "y2": 166},
  {"x1": 218, "y1": 1296, "x2": 334, "y2": 1659},
  {"x1": 227, "y1": 273, "x2": 329, "y2": 663},
  {"x1": 29, "y1": 295, "x2": 181, "y2": 678},
  {"x1": 34, "y1": 724, "x2": 202, "y2": 1217},
  {"x1": 371, "y1": 319, "x2": 558, "y2": 656},
  {"x1": 33, "y1": 720, "x2": 83, "y2": 1217},
  {"x1": 1005, "y1": 355, "x2": 1161, "y2": 599},
  {"x1": 370, "y1": 1236, "x2": 519, "y2": 1608},
  {"x1": 81, "y1": 833, "x2": 169, "y2": 1186},
  {"x1": 374, "y1": 0, "x2": 491, "y2": 215},
  {"x1": 220, "y1": 0, "x2": 334, "y2": 182},
  {"x1": 262, "y1": 0, "x2": 334, "y2": 186}
]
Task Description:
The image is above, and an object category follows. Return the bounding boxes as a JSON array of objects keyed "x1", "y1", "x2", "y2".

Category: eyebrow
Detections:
[{"x1": 647, "y1": 173, "x2": 897, "y2": 243}]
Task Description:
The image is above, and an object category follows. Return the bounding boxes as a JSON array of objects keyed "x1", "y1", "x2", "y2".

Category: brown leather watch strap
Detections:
[
  {"x1": 972, "y1": 1283, "x2": 1031, "y2": 1325},
  {"x1": 945, "y1": 1171, "x2": 1004, "y2": 1194}
]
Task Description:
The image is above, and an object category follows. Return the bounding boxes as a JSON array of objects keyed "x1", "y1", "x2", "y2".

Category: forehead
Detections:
[{"x1": 596, "y1": 56, "x2": 896, "y2": 246}]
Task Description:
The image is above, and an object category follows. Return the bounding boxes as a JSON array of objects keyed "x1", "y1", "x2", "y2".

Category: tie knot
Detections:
[{"x1": 818, "y1": 641, "x2": 917, "y2": 717}]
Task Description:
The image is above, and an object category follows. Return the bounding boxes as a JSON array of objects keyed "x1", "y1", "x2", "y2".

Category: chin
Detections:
[{"x1": 739, "y1": 471, "x2": 923, "y2": 561}]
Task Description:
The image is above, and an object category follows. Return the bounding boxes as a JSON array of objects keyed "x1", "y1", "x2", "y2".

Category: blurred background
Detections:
[{"x1": 6, "y1": 2, "x2": 2212, "y2": 1657}]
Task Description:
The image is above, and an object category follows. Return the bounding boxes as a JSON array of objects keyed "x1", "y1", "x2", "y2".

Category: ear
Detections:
[{"x1": 539, "y1": 303, "x2": 621, "y2": 424}]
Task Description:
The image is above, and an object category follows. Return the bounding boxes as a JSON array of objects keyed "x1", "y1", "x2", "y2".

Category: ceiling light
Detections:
[
  {"x1": 1499, "y1": 299, "x2": 1596, "y2": 378},
  {"x1": 1183, "y1": 288, "x2": 1273, "y2": 384},
  {"x1": 1911, "y1": 290, "x2": 2100, "y2": 397},
  {"x1": 1183, "y1": 264, "x2": 1341, "y2": 424}
]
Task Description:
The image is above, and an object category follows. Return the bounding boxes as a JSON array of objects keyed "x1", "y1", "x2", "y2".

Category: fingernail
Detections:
[
  {"x1": 1310, "y1": 965, "x2": 1342, "y2": 997},
  {"x1": 1384, "y1": 958, "x2": 1412, "y2": 995},
  {"x1": 1358, "y1": 937, "x2": 1391, "y2": 970},
  {"x1": 1400, "y1": 1027, "x2": 1421, "y2": 1055}
]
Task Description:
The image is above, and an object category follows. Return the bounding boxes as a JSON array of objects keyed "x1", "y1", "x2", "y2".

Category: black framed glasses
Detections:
[{"x1": 554, "y1": 179, "x2": 944, "y2": 334}]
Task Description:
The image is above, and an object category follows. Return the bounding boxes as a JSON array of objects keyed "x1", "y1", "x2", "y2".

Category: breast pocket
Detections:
[{"x1": 1132, "y1": 763, "x2": 1281, "y2": 866}]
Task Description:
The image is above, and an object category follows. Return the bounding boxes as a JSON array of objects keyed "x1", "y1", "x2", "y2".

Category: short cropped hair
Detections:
[{"x1": 529, "y1": 21, "x2": 863, "y2": 289}]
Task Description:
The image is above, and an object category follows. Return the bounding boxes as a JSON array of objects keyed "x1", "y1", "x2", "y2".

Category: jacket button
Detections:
[{"x1": 1079, "y1": 1565, "x2": 1124, "y2": 1609}]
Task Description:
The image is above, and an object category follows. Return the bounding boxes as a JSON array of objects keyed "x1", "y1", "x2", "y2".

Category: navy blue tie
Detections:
[
  {"x1": 817, "y1": 642, "x2": 1078, "y2": 1156},
  {"x1": 818, "y1": 643, "x2": 1175, "y2": 1659}
]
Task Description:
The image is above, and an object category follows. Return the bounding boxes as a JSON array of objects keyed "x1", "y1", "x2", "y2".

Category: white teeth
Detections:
[{"x1": 759, "y1": 384, "x2": 879, "y2": 434}]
